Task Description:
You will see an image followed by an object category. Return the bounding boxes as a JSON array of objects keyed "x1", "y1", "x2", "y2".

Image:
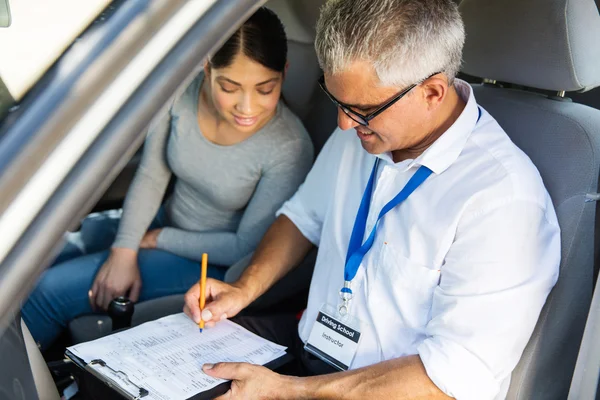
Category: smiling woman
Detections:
[
  {"x1": 21, "y1": 6, "x2": 314, "y2": 351},
  {"x1": 200, "y1": 47, "x2": 285, "y2": 144},
  {"x1": 200, "y1": 7, "x2": 287, "y2": 142}
]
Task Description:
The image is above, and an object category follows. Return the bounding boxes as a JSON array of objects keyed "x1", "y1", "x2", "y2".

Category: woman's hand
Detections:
[
  {"x1": 89, "y1": 248, "x2": 142, "y2": 311},
  {"x1": 139, "y1": 228, "x2": 162, "y2": 249},
  {"x1": 183, "y1": 279, "x2": 252, "y2": 326}
]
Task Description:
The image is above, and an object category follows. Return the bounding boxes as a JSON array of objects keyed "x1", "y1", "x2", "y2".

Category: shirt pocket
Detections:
[{"x1": 370, "y1": 244, "x2": 441, "y2": 332}]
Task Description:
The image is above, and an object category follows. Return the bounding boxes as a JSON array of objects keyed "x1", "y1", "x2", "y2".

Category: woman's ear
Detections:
[{"x1": 283, "y1": 61, "x2": 290, "y2": 79}]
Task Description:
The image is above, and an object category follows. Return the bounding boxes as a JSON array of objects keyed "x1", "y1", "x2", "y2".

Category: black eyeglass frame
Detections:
[{"x1": 318, "y1": 72, "x2": 441, "y2": 126}]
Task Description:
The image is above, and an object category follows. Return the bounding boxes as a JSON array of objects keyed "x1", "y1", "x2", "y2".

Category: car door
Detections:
[{"x1": 0, "y1": 0, "x2": 265, "y2": 398}]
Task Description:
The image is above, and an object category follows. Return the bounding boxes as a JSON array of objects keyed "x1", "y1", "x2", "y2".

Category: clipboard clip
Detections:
[{"x1": 87, "y1": 359, "x2": 149, "y2": 399}]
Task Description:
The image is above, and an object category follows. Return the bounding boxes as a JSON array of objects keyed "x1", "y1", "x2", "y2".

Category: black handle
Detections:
[{"x1": 107, "y1": 296, "x2": 134, "y2": 331}]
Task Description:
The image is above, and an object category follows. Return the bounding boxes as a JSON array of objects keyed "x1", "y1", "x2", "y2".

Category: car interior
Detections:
[{"x1": 5, "y1": 0, "x2": 600, "y2": 398}]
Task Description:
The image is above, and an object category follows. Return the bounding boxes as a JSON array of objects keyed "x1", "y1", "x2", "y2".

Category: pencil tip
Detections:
[{"x1": 199, "y1": 328, "x2": 203, "y2": 333}]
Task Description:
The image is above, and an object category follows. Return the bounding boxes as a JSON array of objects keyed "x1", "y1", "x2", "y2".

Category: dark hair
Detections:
[{"x1": 210, "y1": 7, "x2": 287, "y2": 73}]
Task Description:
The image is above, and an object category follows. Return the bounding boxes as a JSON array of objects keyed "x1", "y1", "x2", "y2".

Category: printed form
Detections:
[{"x1": 67, "y1": 313, "x2": 287, "y2": 400}]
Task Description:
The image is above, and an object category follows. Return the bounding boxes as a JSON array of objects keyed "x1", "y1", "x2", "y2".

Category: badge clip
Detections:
[{"x1": 339, "y1": 281, "x2": 353, "y2": 316}]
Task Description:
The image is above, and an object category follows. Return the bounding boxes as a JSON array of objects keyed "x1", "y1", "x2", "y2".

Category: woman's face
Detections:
[{"x1": 206, "y1": 52, "x2": 284, "y2": 134}]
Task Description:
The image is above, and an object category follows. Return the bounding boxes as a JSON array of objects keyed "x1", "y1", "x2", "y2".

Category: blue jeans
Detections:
[{"x1": 22, "y1": 209, "x2": 226, "y2": 350}]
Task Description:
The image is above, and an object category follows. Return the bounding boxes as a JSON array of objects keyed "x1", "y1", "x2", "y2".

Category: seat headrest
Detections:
[
  {"x1": 460, "y1": 0, "x2": 600, "y2": 92},
  {"x1": 267, "y1": 0, "x2": 325, "y2": 44}
]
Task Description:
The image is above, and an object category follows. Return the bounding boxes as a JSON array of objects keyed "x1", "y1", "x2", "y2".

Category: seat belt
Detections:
[{"x1": 590, "y1": 183, "x2": 600, "y2": 288}]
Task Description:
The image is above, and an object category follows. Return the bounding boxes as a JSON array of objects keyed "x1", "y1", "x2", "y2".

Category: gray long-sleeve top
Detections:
[{"x1": 113, "y1": 76, "x2": 314, "y2": 266}]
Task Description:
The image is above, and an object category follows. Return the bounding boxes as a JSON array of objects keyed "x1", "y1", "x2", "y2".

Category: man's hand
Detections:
[
  {"x1": 183, "y1": 279, "x2": 251, "y2": 327},
  {"x1": 203, "y1": 362, "x2": 298, "y2": 400},
  {"x1": 89, "y1": 248, "x2": 142, "y2": 311},
  {"x1": 139, "y1": 228, "x2": 162, "y2": 249},
  {"x1": 201, "y1": 356, "x2": 452, "y2": 400},
  {"x1": 181, "y1": 215, "x2": 312, "y2": 327}
]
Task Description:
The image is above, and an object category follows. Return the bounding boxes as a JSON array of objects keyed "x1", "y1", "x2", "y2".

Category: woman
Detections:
[{"x1": 23, "y1": 7, "x2": 314, "y2": 350}]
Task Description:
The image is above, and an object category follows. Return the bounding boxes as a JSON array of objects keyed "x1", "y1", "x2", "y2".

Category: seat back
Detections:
[
  {"x1": 459, "y1": 0, "x2": 600, "y2": 398},
  {"x1": 266, "y1": 0, "x2": 320, "y2": 121},
  {"x1": 266, "y1": 0, "x2": 337, "y2": 154}
]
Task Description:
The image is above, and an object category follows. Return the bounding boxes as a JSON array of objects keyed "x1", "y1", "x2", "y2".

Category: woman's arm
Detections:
[
  {"x1": 90, "y1": 110, "x2": 174, "y2": 309},
  {"x1": 112, "y1": 111, "x2": 173, "y2": 250},
  {"x1": 156, "y1": 138, "x2": 313, "y2": 265}
]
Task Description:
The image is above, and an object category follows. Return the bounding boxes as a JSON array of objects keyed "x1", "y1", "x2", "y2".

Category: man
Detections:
[{"x1": 183, "y1": 0, "x2": 560, "y2": 398}]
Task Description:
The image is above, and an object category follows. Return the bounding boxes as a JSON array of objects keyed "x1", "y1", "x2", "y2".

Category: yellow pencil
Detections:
[{"x1": 199, "y1": 253, "x2": 208, "y2": 332}]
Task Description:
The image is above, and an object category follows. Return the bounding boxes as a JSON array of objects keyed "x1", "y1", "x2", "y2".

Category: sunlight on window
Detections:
[{"x1": 0, "y1": 0, "x2": 110, "y2": 100}]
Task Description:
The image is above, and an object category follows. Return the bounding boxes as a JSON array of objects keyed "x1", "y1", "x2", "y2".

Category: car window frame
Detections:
[{"x1": 0, "y1": 0, "x2": 267, "y2": 337}]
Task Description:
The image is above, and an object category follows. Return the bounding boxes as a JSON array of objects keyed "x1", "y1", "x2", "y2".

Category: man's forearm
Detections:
[
  {"x1": 287, "y1": 355, "x2": 451, "y2": 400},
  {"x1": 235, "y1": 214, "x2": 314, "y2": 303}
]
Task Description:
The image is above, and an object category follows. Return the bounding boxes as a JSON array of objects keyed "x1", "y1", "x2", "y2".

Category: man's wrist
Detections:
[
  {"x1": 280, "y1": 375, "x2": 311, "y2": 400},
  {"x1": 232, "y1": 264, "x2": 270, "y2": 306},
  {"x1": 231, "y1": 275, "x2": 262, "y2": 307}
]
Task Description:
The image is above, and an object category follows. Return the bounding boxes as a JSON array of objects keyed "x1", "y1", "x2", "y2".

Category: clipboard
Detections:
[
  {"x1": 66, "y1": 350, "x2": 148, "y2": 400},
  {"x1": 65, "y1": 348, "x2": 293, "y2": 400}
]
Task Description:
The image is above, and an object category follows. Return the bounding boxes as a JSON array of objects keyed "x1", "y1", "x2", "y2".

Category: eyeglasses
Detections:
[{"x1": 318, "y1": 72, "x2": 441, "y2": 126}]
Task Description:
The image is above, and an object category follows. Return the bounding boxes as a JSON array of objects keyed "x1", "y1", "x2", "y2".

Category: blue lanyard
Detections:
[
  {"x1": 341, "y1": 160, "x2": 433, "y2": 300},
  {"x1": 341, "y1": 107, "x2": 482, "y2": 302}
]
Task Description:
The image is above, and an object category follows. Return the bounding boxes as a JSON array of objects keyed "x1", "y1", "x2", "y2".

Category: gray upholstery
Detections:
[
  {"x1": 472, "y1": 88, "x2": 600, "y2": 399},
  {"x1": 268, "y1": 0, "x2": 337, "y2": 154},
  {"x1": 571, "y1": 88, "x2": 600, "y2": 110},
  {"x1": 461, "y1": 0, "x2": 600, "y2": 92},
  {"x1": 267, "y1": 0, "x2": 318, "y2": 44},
  {"x1": 268, "y1": 0, "x2": 320, "y2": 122},
  {"x1": 301, "y1": 86, "x2": 338, "y2": 154},
  {"x1": 460, "y1": 0, "x2": 600, "y2": 398},
  {"x1": 282, "y1": 41, "x2": 320, "y2": 121}
]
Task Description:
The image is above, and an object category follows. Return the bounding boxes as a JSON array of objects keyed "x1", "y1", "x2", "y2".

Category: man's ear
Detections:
[
  {"x1": 421, "y1": 75, "x2": 448, "y2": 110},
  {"x1": 204, "y1": 61, "x2": 211, "y2": 78}
]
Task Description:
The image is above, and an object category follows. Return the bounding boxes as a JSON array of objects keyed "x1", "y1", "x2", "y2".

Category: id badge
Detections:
[{"x1": 304, "y1": 304, "x2": 362, "y2": 371}]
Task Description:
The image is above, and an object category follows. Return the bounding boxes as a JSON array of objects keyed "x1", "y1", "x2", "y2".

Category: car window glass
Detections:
[{"x1": 0, "y1": 0, "x2": 110, "y2": 103}]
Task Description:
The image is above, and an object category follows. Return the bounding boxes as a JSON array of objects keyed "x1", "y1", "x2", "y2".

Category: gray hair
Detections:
[{"x1": 315, "y1": 0, "x2": 465, "y2": 88}]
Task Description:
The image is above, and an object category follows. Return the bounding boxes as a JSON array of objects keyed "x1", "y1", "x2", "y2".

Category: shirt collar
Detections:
[{"x1": 376, "y1": 79, "x2": 480, "y2": 175}]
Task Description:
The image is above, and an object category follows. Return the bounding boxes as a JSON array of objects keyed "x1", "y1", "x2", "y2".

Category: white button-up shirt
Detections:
[{"x1": 277, "y1": 80, "x2": 560, "y2": 400}]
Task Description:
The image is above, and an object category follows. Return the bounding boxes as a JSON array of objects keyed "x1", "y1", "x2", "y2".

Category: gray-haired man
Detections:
[{"x1": 184, "y1": 0, "x2": 560, "y2": 398}]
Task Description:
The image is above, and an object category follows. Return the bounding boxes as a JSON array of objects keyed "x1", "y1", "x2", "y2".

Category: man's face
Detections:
[{"x1": 323, "y1": 61, "x2": 432, "y2": 157}]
